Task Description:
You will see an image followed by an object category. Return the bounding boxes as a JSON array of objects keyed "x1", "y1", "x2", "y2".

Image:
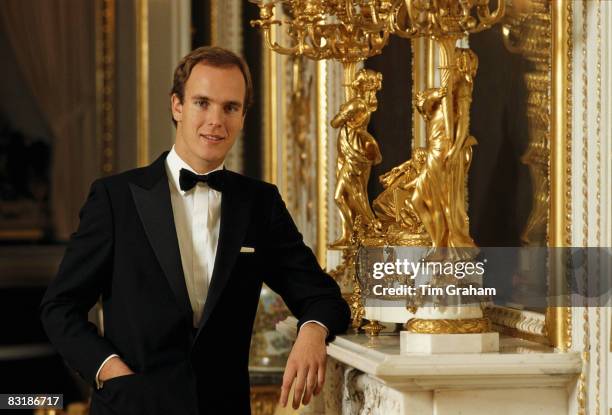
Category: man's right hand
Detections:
[{"x1": 99, "y1": 356, "x2": 135, "y2": 383}]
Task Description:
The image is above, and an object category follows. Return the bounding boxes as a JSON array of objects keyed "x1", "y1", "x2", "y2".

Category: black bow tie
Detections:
[{"x1": 179, "y1": 168, "x2": 226, "y2": 192}]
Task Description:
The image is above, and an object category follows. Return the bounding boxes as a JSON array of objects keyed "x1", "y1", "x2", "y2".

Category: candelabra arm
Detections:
[{"x1": 259, "y1": 24, "x2": 300, "y2": 56}]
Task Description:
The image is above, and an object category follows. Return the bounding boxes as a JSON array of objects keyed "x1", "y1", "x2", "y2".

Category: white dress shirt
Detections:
[{"x1": 165, "y1": 146, "x2": 223, "y2": 328}]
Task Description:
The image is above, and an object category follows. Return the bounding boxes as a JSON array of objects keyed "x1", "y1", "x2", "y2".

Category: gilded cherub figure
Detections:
[{"x1": 329, "y1": 69, "x2": 383, "y2": 249}]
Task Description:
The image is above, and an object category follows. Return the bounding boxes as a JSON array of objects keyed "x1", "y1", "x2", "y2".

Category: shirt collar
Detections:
[{"x1": 165, "y1": 145, "x2": 224, "y2": 194}]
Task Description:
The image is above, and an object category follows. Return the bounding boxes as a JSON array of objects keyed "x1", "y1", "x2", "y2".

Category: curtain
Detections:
[{"x1": 0, "y1": 0, "x2": 100, "y2": 240}]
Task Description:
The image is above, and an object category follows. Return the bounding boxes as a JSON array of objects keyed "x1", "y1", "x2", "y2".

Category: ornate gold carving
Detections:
[
  {"x1": 252, "y1": 0, "x2": 507, "y2": 335},
  {"x1": 405, "y1": 317, "x2": 491, "y2": 334},
  {"x1": 368, "y1": 0, "x2": 504, "y2": 275},
  {"x1": 350, "y1": 278, "x2": 364, "y2": 330},
  {"x1": 409, "y1": 46, "x2": 478, "y2": 259},
  {"x1": 393, "y1": 0, "x2": 505, "y2": 39},
  {"x1": 330, "y1": 249, "x2": 364, "y2": 329},
  {"x1": 251, "y1": 1, "x2": 392, "y2": 63},
  {"x1": 251, "y1": 1, "x2": 394, "y2": 251},
  {"x1": 329, "y1": 69, "x2": 383, "y2": 248},
  {"x1": 372, "y1": 148, "x2": 431, "y2": 245},
  {"x1": 362, "y1": 320, "x2": 385, "y2": 337},
  {"x1": 348, "y1": 249, "x2": 365, "y2": 329}
]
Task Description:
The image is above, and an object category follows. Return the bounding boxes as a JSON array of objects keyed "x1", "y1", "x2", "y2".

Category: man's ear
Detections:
[{"x1": 171, "y1": 94, "x2": 183, "y2": 123}]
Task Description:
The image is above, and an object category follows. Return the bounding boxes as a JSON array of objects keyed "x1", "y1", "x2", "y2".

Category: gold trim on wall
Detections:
[
  {"x1": 550, "y1": 1, "x2": 571, "y2": 248},
  {"x1": 316, "y1": 60, "x2": 328, "y2": 267},
  {"x1": 263, "y1": 25, "x2": 278, "y2": 185},
  {"x1": 95, "y1": 0, "x2": 116, "y2": 175},
  {"x1": 547, "y1": 0, "x2": 572, "y2": 351},
  {"x1": 281, "y1": 55, "x2": 288, "y2": 199},
  {"x1": 136, "y1": 0, "x2": 149, "y2": 167}
]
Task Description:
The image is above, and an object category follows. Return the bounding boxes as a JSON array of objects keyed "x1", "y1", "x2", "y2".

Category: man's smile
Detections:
[{"x1": 200, "y1": 134, "x2": 225, "y2": 143}]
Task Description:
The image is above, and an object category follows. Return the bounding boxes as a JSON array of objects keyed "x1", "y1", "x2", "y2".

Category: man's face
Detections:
[{"x1": 171, "y1": 63, "x2": 246, "y2": 172}]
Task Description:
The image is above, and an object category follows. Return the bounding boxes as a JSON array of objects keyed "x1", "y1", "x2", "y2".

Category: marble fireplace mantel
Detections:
[{"x1": 302, "y1": 333, "x2": 582, "y2": 415}]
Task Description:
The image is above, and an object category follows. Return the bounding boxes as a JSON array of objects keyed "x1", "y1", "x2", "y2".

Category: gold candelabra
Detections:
[
  {"x1": 251, "y1": 0, "x2": 394, "y2": 250},
  {"x1": 251, "y1": 0, "x2": 393, "y2": 63},
  {"x1": 251, "y1": 0, "x2": 506, "y2": 335}
]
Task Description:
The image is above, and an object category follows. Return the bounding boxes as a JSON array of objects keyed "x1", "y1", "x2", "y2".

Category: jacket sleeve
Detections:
[
  {"x1": 40, "y1": 179, "x2": 119, "y2": 384},
  {"x1": 260, "y1": 185, "x2": 350, "y2": 340}
]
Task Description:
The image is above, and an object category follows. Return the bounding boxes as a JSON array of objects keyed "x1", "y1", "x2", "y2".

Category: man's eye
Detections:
[
  {"x1": 195, "y1": 100, "x2": 208, "y2": 107},
  {"x1": 225, "y1": 105, "x2": 239, "y2": 113}
]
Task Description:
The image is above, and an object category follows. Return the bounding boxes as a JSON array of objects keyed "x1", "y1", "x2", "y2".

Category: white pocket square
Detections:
[{"x1": 240, "y1": 246, "x2": 255, "y2": 253}]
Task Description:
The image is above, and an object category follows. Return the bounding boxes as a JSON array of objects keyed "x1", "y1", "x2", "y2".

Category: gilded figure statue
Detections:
[
  {"x1": 329, "y1": 69, "x2": 383, "y2": 249},
  {"x1": 409, "y1": 48, "x2": 478, "y2": 258},
  {"x1": 372, "y1": 147, "x2": 430, "y2": 244}
]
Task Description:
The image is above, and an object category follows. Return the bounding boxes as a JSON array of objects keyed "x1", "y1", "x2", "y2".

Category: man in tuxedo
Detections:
[{"x1": 40, "y1": 46, "x2": 350, "y2": 415}]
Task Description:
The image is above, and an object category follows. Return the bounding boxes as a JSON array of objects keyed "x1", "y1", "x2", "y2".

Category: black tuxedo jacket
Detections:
[{"x1": 40, "y1": 152, "x2": 350, "y2": 415}]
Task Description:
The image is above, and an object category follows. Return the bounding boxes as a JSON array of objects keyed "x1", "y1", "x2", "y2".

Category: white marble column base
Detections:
[{"x1": 400, "y1": 331, "x2": 499, "y2": 354}]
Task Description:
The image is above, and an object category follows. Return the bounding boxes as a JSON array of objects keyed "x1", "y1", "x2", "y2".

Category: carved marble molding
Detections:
[
  {"x1": 344, "y1": 368, "x2": 403, "y2": 415},
  {"x1": 486, "y1": 305, "x2": 547, "y2": 344}
]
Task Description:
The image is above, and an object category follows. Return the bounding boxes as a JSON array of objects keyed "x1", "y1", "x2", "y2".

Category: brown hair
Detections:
[{"x1": 170, "y1": 46, "x2": 253, "y2": 126}]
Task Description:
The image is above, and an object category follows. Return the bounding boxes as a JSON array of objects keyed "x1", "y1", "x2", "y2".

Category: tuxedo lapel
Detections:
[
  {"x1": 129, "y1": 153, "x2": 193, "y2": 321},
  {"x1": 196, "y1": 172, "x2": 252, "y2": 332}
]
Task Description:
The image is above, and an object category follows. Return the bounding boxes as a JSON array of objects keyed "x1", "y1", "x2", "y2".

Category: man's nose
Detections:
[{"x1": 206, "y1": 105, "x2": 224, "y2": 127}]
